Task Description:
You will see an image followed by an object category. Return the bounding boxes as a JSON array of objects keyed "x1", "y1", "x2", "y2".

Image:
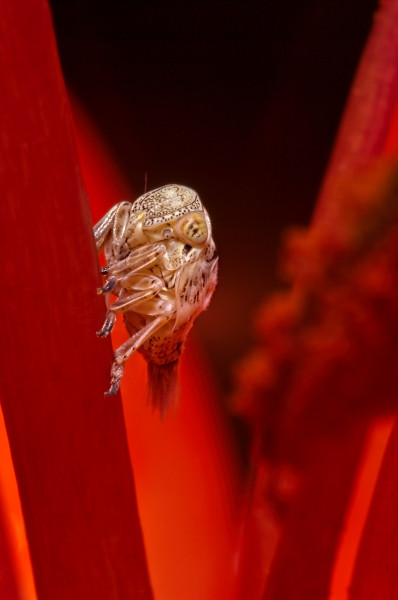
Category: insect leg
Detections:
[
  {"x1": 110, "y1": 287, "x2": 162, "y2": 314},
  {"x1": 105, "y1": 314, "x2": 170, "y2": 395},
  {"x1": 94, "y1": 201, "x2": 133, "y2": 255},
  {"x1": 96, "y1": 311, "x2": 116, "y2": 337},
  {"x1": 112, "y1": 202, "x2": 133, "y2": 258},
  {"x1": 102, "y1": 242, "x2": 166, "y2": 276},
  {"x1": 96, "y1": 276, "x2": 162, "y2": 336},
  {"x1": 94, "y1": 204, "x2": 120, "y2": 252},
  {"x1": 97, "y1": 275, "x2": 117, "y2": 294}
]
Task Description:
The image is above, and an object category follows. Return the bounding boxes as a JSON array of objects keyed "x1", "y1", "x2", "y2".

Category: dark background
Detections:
[{"x1": 49, "y1": 0, "x2": 377, "y2": 398}]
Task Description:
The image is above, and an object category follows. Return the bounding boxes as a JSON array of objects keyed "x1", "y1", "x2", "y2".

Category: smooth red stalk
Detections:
[
  {"x1": 0, "y1": 2, "x2": 153, "y2": 599},
  {"x1": 315, "y1": 0, "x2": 398, "y2": 224},
  {"x1": 349, "y1": 418, "x2": 398, "y2": 598},
  {"x1": 263, "y1": 425, "x2": 368, "y2": 600},
  {"x1": 0, "y1": 495, "x2": 19, "y2": 599}
]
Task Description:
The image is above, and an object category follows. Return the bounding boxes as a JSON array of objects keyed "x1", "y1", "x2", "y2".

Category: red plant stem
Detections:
[
  {"x1": 0, "y1": 495, "x2": 19, "y2": 599},
  {"x1": 314, "y1": 0, "x2": 398, "y2": 224},
  {"x1": 349, "y1": 418, "x2": 398, "y2": 598},
  {"x1": 262, "y1": 2, "x2": 398, "y2": 599},
  {"x1": 263, "y1": 424, "x2": 368, "y2": 600},
  {"x1": 0, "y1": 2, "x2": 153, "y2": 599}
]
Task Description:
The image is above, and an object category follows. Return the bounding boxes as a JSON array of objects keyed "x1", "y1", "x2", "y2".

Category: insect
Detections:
[{"x1": 94, "y1": 184, "x2": 218, "y2": 412}]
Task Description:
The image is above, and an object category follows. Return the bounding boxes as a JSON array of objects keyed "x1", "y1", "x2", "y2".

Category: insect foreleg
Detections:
[
  {"x1": 102, "y1": 242, "x2": 166, "y2": 276},
  {"x1": 94, "y1": 201, "x2": 134, "y2": 256},
  {"x1": 96, "y1": 311, "x2": 116, "y2": 338},
  {"x1": 94, "y1": 204, "x2": 120, "y2": 252},
  {"x1": 105, "y1": 314, "x2": 170, "y2": 396},
  {"x1": 111, "y1": 202, "x2": 133, "y2": 258},
  {"x1": 96, "y1": 275, "x2": 163, "y2": 337},
  {"x1": 110, "y1": 279, "x2": 163, "y2": 314},
  {"x1": 97, "y1": 275, "x2": 118, "y2": 294}
]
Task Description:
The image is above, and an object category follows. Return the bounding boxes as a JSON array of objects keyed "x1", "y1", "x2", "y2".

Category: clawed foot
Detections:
[
  {"x1": 104, "y1": 360, "x2": 125, "y2": 396},
  {"x1": 96, "y1": 310, "x2": 116, "y2": 337},
  {"x1": 97, "y1": 275, "x2": 117, "y2": 294}
]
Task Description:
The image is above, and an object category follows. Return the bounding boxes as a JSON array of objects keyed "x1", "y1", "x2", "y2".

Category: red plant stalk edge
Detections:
[{"x1": 0, "y1": 1, "x2": 153, "y2": 599}]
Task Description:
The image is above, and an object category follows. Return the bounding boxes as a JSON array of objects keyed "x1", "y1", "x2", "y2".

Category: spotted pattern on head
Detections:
[{"x1": 132, "y1": 184, "x2": 203, "y2": 227}]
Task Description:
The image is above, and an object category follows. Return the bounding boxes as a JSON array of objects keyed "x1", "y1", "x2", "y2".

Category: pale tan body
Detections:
[{"x1": 94, "y1": 184, "x2": 218, "y2": 396}]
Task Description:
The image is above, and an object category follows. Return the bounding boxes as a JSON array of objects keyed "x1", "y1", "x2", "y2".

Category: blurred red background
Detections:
[{"x1": 48, "y1": 0, "x2": 378, "y2": 403}]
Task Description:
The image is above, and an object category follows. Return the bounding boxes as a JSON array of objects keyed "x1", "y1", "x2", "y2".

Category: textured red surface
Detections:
[{"x1": 0, "y1": 2, "x2": 152, "y2": 599}]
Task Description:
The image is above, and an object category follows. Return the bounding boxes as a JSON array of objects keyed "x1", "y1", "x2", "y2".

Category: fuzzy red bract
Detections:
[{"x1": 233, "y1": 1, "x2": 398, "y2": 598}]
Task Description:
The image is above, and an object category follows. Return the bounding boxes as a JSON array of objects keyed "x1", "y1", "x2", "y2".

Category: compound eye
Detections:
[
  {"x1": 175, "y1": 212, "x2": 208, "y2": 246},
  {"x1": 161, "y1": 227, "x2": 174, "y2": 239}
]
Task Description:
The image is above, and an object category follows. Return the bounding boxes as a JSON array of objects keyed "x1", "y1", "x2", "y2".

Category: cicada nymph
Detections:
[{"x1": 94, "y1": 184, "x2": 218, "y2": 413}]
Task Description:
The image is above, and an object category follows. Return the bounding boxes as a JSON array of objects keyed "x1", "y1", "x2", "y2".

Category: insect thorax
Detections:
[{"x1": 132, "y1": 184, "x2": 203, "y2": 227}]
